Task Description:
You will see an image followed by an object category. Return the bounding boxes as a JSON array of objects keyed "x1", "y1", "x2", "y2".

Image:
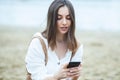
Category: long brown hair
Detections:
[{"x1": 42, "y1": 0, "x2": 79, "y2": 54}]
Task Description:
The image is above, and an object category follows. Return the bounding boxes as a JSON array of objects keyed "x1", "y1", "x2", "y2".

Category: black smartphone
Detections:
[{"x1": 67, "y1": 62, "x2": 81, "y2": 68}]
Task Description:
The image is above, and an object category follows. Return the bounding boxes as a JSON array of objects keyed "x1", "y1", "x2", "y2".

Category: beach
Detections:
[{"x1": 0, "y1": 27, "x2": 120, "y2": 80}]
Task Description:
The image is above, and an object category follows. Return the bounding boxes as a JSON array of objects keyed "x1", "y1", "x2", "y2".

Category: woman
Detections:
[{"x1": 25, "y1": 0, "x2": 83, "y2": 80}]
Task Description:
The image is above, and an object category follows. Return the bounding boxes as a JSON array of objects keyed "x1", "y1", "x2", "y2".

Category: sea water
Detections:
[{"x1": 0, "y1": 0, "x2": 120, "y2": 31}]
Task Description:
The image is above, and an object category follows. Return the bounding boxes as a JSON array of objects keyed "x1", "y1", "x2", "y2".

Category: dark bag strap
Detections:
[
  {"x1": 34, "y1": 36, "x2": 48, "y2": 65},
  {"x1": 26, "y1": 34, "x2": 48, "y2": 80}
]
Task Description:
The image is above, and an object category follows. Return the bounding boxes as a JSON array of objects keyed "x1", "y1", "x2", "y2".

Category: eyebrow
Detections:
[{"x1": 57, "y1": 14, "x2": 70, "y2": 16}]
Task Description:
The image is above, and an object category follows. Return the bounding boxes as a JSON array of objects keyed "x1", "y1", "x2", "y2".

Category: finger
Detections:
[
  {"x1": 73, "y1": 73, "x2": 81, "y2": 77},
  {"x1": 68, "y1": 71, "x2": 81, "y2": 77},
  {"x1": 61, "y1": 63, "x2": 69, "y2": 69},
  {"x1": 69, "y1": 67, "x2": 81, "y2": 73},
  {"x1": 62, "y1": 73, "x2": 67, "y2": 78},
  {"x1": 62, "y1": 72, "x2": 71, "y2": 78},
  {"x1": 63, "y1": 68, "x2": 70, "y2": 72},
  {"x1": 63, "y1": 63, "x2": 69, "y2": 69}
]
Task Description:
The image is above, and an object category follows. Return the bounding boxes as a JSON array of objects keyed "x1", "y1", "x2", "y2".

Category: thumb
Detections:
[{"x1": 62, "y1": 63, "x2": 69, "y2": 69}]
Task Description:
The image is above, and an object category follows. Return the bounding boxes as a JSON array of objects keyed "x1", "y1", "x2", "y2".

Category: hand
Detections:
[
  {"x1": 68, "y1": 64, "x2": 82, "y2": 79},
  {"x1": 53, "y1": 63, "x2": 70, "y2": 80},
  {"x1": 53, "y1": 64, "x2": 82, "y2": 80}
]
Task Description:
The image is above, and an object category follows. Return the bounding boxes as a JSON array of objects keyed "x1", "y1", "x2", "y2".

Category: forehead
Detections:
[{"x1": 58, "y1": 6, "x2": 69, "y2": 15}]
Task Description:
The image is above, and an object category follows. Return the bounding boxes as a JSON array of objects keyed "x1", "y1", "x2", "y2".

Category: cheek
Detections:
[
  {"x1": 68, "y1": 21, "x2": 71, "y2": 26},
  {"x1": 57, "y1": 21, "x2": 61, "y2": 27}
]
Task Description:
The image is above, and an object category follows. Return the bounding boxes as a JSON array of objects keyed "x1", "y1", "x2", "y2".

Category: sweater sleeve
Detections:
[
  {"x1": 71, "y1": 44, "x2": 83, "y2": 63},
  {"x1": 25, "y1": 38, "x2": 53, "y2": 80}
]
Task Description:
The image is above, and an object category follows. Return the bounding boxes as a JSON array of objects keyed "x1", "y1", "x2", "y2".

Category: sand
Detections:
[{"x1": 0, "y1": 27, "x2": 120, "y2": 80}]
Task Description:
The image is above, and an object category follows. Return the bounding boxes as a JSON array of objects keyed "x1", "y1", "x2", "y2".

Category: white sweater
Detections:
[{"x1": 25, "y1": 33, "x2": 83, "y2": 80}]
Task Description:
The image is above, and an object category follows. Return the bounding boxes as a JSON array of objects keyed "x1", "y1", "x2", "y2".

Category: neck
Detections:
[{"x1": 56, "y1": 33, "x2": 66, "y2": 43}]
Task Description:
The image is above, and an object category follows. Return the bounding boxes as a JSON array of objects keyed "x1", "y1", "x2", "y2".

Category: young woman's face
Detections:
[{"x1": 56, "y1": 6, "x2": 71, "y2": 35}]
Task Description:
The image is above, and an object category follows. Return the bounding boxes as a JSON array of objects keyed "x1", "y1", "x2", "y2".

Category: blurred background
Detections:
[
  {"x1": 0, "y1": 0, "x2": 120, "y2": 31},
  {"x1": 0, "y1": 0, "x2": 120, "y2": 80}
]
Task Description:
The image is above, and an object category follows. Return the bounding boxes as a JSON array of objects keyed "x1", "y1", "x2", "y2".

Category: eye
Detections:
[
  {"x1": 57, "y1": 15, "x2": 62, "y2": 20},
  {"x1": 66, "y1": 15, "x2": 71, "y2": 20}
]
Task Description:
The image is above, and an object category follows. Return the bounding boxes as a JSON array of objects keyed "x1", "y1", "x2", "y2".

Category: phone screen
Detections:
[{"x1": 67, "y1": 62, "x2": 81, "y2": 68}]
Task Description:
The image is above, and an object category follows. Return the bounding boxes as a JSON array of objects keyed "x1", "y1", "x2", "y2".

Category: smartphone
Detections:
[{"x1": 67, "y1": 62, "x2": 81, "y2": 68}]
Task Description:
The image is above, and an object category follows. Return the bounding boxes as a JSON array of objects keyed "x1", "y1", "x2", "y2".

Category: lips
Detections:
[{"x1": 60, "y1": 27, "x2": 68, "y2": 31}]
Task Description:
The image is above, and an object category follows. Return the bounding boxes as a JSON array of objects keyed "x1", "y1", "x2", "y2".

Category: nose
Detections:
[{"x1": 62, "y1": 18, "x2": 67, "y2": 25}]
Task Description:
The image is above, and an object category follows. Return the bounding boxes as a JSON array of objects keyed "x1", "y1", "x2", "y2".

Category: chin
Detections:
[{"x1": 60, "y1": 31, "x2": 68, "y2": 34}]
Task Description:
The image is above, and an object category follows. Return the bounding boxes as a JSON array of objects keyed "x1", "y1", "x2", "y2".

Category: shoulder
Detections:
[
  {"x1": 75, "y1": 40, "x2": 83, "y2": 56},
  {"x1": 28, "y1": 32, "x2": 43, "y2": 47},
  {"x1": 71, "y1": 43, "x2": 83, "y2": 62},
  {"x1": 27, "y1": 33, "x2": 46, "y2": 57},
  {"x1": 33, "y1": 32, "x2": 47, "y2": 41},
  {"x1": 30, "y1": 32, "x2": 48, "y2": 48},
  {"x1": 77, "y1": 40, "x2": 83, "y2": 50},
  {"x1": 31, "y1": 32, "x2": 44, "y2": 43},
  {"x1": 78, "y1": 44, "x2": 83, "y2": 50},
  {"x1": 33, "y1": 32, "x2": 43, "y2": 39},
  {"x1": 29, "y1": 38, "x2": 41, "y2": 50},
  {"x1": 75, "y1": 43, "x2": 83, "y2": 56}
]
